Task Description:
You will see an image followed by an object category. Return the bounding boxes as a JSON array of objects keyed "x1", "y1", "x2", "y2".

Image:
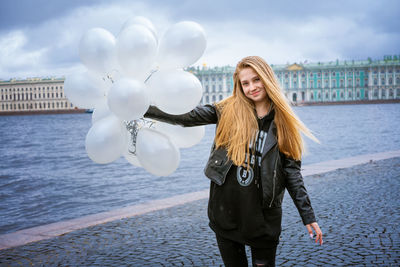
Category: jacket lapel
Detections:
[{"x1": 261, "y1": 121, "x2": 277, "y2": 159}]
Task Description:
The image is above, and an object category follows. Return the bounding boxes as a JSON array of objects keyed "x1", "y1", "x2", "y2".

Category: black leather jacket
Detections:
[{"x1": 144, "y1": 104, "x2": 316, "y2": 225}]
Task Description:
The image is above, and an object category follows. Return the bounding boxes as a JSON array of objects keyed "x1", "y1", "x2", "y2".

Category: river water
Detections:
[{"x1": 0, "y1": 103, "x2": 399, "y2": 234}]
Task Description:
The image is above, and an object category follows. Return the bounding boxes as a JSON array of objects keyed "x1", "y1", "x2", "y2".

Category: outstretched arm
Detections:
[{"x1": 144, "y1": 104, "x2": 218, "y2": 127}]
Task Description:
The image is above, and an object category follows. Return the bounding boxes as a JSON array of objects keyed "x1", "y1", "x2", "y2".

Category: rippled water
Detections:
[{"x1": 0, "y1": 104, "x2": 399, "y2": 234}]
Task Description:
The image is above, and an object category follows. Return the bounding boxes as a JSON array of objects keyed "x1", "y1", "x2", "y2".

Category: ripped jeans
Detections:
[{"x1": 216, "y1": 234, "x2": 277, "y2": 267}]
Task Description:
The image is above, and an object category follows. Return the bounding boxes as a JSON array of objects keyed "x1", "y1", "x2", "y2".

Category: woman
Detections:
[{"x1": 145, "y1": 56, "x2": 323, "y2": 266}]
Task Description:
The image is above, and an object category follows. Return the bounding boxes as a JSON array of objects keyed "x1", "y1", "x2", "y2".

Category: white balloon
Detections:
[
  {"x1": 154, "y1": 122, "x2": 205, "y2": 148},
  {"x1": 136, "y1": 128, "x2": 180, "y2": 176},
  {"x1": 147, "y1": 69, "x2": 203, "y2": 114},
  {"x1": 117, "y1": 25, "x2": 157, "y2": 79},
  {"x1": 107, "y1": 78, "x2": 150, "y2": 121},
  {"x1": 157, "y1": 21, "x2": 206, "y2": 69},
  {"x1": 64, "y1": 71, "x2": 108, "y2": 109},
  {"x1": 79, "y1": 28, "x2": 118, "y2": 75},
  {"x1": 120, "y1": 16, "x2": 158, "y2": 42},
  {"x1": 92, "y1": 100, "x2": 112, "y2": 124},
  {"x1": 85, "y1": 115, "x2": 127, "y2": 164}
]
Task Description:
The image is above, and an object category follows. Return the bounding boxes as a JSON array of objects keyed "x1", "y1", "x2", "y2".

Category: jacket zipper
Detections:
[{"x1": 269, "y1": 154, "x2": 279, "y2": 207}]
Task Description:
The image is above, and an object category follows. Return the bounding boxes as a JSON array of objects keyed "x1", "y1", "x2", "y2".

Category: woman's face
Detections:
[{"x1": 238, "y1": 67, "x2": 267, "y2": 105}]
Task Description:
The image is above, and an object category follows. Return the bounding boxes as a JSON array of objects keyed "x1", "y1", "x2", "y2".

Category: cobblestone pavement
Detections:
[{"x1": 0, "y1": 158, "x2": 399, "y2": 266}]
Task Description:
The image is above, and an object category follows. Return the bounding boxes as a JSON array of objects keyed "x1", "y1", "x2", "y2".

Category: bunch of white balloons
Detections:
[{"x1": 64, "y1": 17, "x2": 207, "y2": 176}]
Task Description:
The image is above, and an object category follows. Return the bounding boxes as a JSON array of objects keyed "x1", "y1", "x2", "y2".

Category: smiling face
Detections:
[{"x1": 238, "y1": 67, "x2": 267, "y2": 105}]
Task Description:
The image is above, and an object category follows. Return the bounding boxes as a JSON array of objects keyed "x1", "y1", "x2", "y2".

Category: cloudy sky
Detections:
[{"x1": 0, "y1": 0, "x2": 399, "y2": 80}]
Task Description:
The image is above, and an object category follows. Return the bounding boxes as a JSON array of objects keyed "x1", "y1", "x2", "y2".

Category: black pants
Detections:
[{"x1": 216, "y1": 234, "x2": 277, "y2": 267}]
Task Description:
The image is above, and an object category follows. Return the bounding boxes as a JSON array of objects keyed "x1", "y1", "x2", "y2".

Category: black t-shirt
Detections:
[{"x1": 208, "y1": 109, "x2": 282, "y2": 248}]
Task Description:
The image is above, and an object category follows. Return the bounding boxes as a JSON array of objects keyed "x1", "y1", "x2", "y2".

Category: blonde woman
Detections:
[{"x1": 145, "y1": 56, "x2": 323, "y2": 266}]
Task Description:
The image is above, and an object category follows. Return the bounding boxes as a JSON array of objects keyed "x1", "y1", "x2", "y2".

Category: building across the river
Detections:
[
  {"x1": 0, "y1": 77, "x2": 82, "y2": 115},
  {"x1": 1, "y1": 55, "x2": 399, "y2": 115},
  {"x1": 190, "y1": 55, "x2": 400, "y2": 105}
]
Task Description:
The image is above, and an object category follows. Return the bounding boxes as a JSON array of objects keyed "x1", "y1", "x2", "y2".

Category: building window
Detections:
[
  {"x1": 212, "y1": 85, "x2": 215, "y2": 92},
  {"x1": 340, "y1": 91, "x2": 344, "y2": 98},
  {"x1": 389, "y1": 78, "x2": 393, "y2": 85},
  {"x1": 374, "y1": 78, "x2": 377, "y2": 85},
  {"x1": 356, "y1": 91, "x2": 360, "y2": 98},
  {"x1": 332, "y1": 80, "x2": 336, "y2": 88},
  {"x1": 332, "y1": 92, "x2": 336, "y2": 99},
  {"x1": 374, "y1": 89, "x2": 379, "y2": 97},
  {"x1": 382, "y1": 90, "x2": 386, "y2": 98},
  {"x1": 332, "y1": 72, "x2": 335, "y2": 76},
  {"x1": 349, "y1": 91, "x2": 352, "y2": 98},
  {"x1": 325, "y1": 92, "x2": 329, "y2": 99},
  {"x1": 389, "y1": 89, "x2": 394, "y2": 97},
  {"x1": 365, "y1": 90, "x2": 368, "y2": 98},
  {"x1": 317, "y1": 80, "x2": 321, "y2": 88},
  {"x1": 356, "y1": 79, "x2": 360, "y2": 87},
  {"x1": 340, "y1": 80, "x2": 344, "y2": 87},
  {"x1": 205, "y1": 85, "x2": 209, "y2": 92},
  {"x1": 381, "y1": 78, "x2": 385, "y2": 86},
  {"x1": 219, "y1": 94, "x2": 223, "y2": 101},
  {"x1": 318, "y1": 92, "x2": 321, "y2": 99},
  {"x1": 325, "y1": 80, "x2": 329, "y2": 87}
]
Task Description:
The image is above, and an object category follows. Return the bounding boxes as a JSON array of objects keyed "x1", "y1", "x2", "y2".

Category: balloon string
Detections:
[
  {"x1": 125, "y1": 119, "x2": 155, "y2": 155},
  {"x1": 144, "y1": 68, "x2": 158, "y2": 84}
]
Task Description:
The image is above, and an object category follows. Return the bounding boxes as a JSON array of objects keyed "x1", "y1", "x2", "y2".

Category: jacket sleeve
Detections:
[
  {"x1": 283, "y1": 155, "x2": 316, "y2": 225},
  {"x1": 144, "y1": 104, "x2": 218, "y2": 127}
]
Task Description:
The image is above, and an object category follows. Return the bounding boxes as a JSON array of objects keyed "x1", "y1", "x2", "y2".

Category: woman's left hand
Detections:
[{"x1": 306, "y1": 222, "x2": 323, "y2": 245}]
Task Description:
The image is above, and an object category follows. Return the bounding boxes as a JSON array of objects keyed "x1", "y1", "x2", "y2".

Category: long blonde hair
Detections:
[{"x1": 215, "y1": 56, "x2": 318, "y2": 165}]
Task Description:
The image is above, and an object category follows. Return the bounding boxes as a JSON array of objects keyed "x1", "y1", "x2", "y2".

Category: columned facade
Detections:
[
  {"x1": 0, "y1": 78, "x2": 76, "y2": 113},
  {"x1": 190, "y1": 55, "x2": 400, "y2": 105}
]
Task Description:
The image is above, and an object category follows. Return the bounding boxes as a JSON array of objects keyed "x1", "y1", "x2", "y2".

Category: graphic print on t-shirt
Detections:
[{"x1": 236, "y1": 129, "x2": 268, "y2": 186}]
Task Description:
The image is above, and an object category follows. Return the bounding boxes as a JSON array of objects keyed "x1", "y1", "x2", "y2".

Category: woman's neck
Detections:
[{"x1": 255, "y1": 101, "x2": 271, "y2": 118}]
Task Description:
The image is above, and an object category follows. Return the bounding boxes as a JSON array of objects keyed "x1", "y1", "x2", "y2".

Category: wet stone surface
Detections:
[{"x1": 1, "y1": 158, "x2": 399, "y2": 266}]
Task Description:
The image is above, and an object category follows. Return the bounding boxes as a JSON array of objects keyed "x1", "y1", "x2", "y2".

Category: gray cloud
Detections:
[{"x1": 0, "y1": 0, "x2": 398, "y2": 79}]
